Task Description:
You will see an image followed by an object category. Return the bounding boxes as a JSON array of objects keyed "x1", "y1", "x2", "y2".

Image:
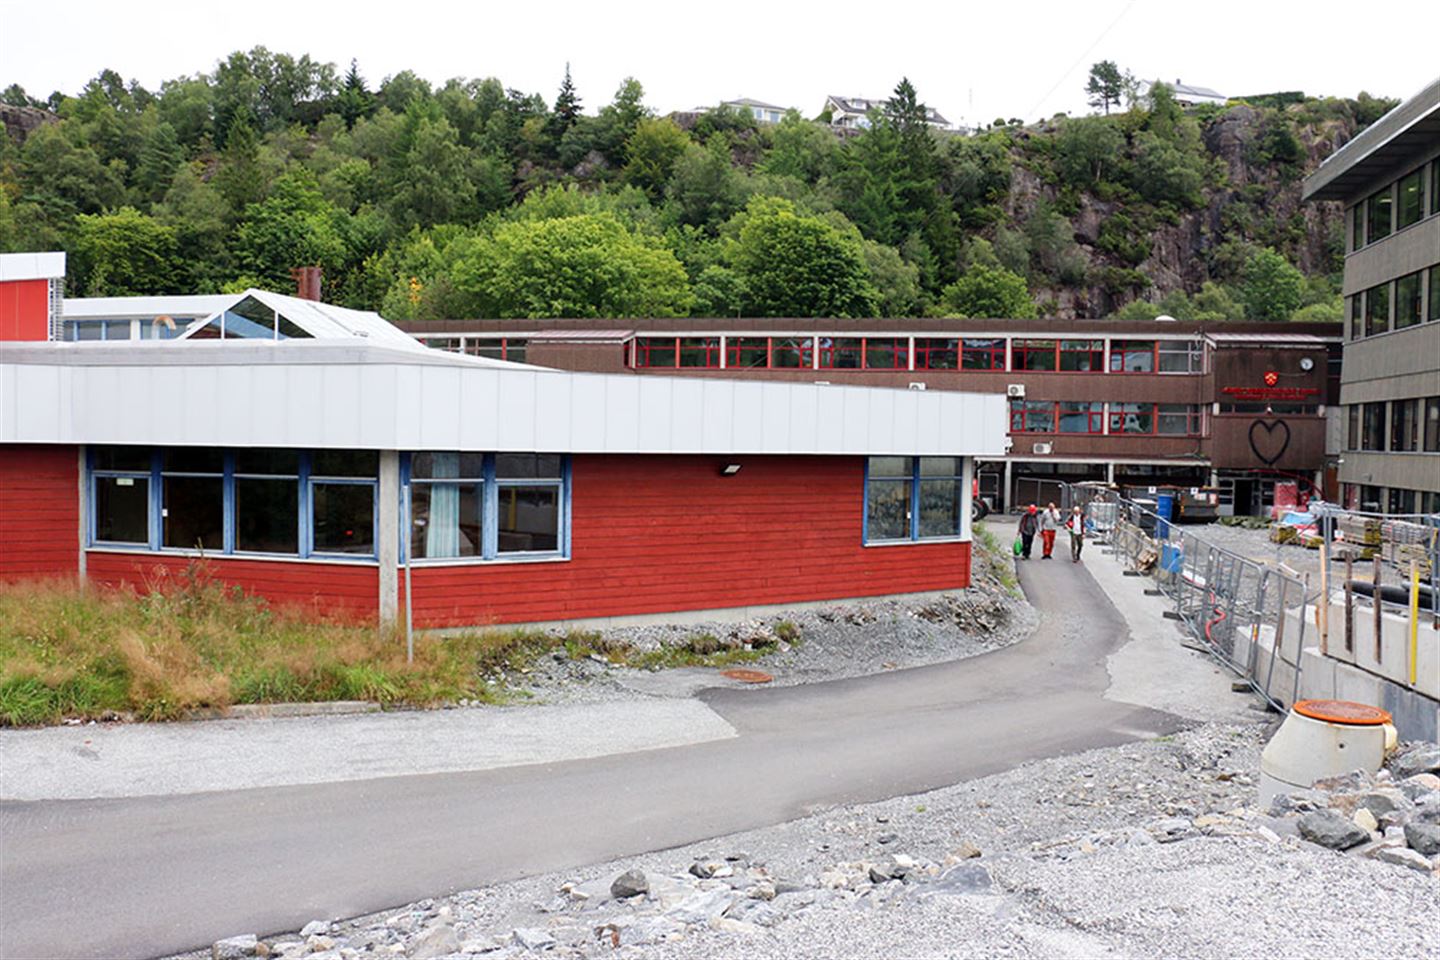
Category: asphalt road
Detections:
[{"x1": 0, "y1": 555, "x2": 1183, "y2": 960}]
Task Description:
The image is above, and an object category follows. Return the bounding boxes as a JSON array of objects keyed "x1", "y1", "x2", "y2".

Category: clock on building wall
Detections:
[{"x1": 1300, "y1": 357, "x2": 1314, "y2": 371}]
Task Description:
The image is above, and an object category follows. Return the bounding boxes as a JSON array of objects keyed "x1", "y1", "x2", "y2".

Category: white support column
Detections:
[
  {"x1": 718, "y1": 335, "x2": 727, "y2": 369},
  {"x1": 76, "y1": 446, "x2": 88, "y2": 584},
  {"x1": 960, "y1": 456, "x2": 975, "y2": 542},
  {"x1": 1106, "y1": 462, "x2": 1116, "y2": 485},
  {"x1": 907, "y1": 335, "x2": 916, "y2": 372},
  {"x1": 378, "y1": 450, "x2": 400, "y2": 629},
  {"x1": 1003, "y1": 460, "x2": 1014, "y2": 514}
]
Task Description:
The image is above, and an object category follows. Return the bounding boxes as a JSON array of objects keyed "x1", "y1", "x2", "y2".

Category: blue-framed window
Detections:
[
  {"x1": 404, "y1": 453, "x2": 570, "y2": 562},
  {"x1": 863, "y1": 456, "x2": 964, "y2": 544},
  {"x1": 87, "y1": 446, "x2": 378, "y2": 560}
]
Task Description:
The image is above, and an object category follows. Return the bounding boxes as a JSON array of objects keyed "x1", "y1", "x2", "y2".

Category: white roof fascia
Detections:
[
  {"x1": 63, "y1": 294, "x2": 236, "y2": 321},
  {"x1": 0, "y1": 252, "x2": 66, "y2": 283},
  {"x1": 0, "y1": 341, "x2": 1007, "y2": 458}
]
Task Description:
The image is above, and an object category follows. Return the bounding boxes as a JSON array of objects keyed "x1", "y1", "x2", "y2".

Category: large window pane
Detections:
[
  {"x1": 312, "y1": 450, "x2": 378, "y2": 477},
  {"x1": 678, "y1": 337, "x2": 720, "y2": 367},
  {"x1": 1366, "y1": 283, "x2": 1390, "y2": 336},
  {"x1": 771, "y1": 337, "x2": 812, "y2": 368},
  {"x1": 1424, "y1": 397, "x2": 1440, "y2": 452},
  {"x1": 1351, "y1": 204, "x2": 1364, "y2": 250},
  {"x1": 94, "y1": 476, "x2": 149, "y2": 544},
  {"x1": 235, "y1": 478, "x2": 299, "y2": 554},
  {"x1": 163, "y1": 448, "x2": 224, "y2": 473},
  {"x1": 497, "y1": 486, "x2": 559, "y2": 553},
  {"x1": 234, "y1": 449, "x2": 300, "y2": 475},
  {"x1": 918, "y1": 479, "x2": 961, "y2": 538},
  {"x1": 864, "y1": 338, "x2": 908, "y2": 369},
  {"x1": 411, "y1": 483, "x2": 482, "y2": 559},
  {"x1": 726, "y1": 337, "x2": 769, "y2": 368},
  {"x1": 1396, "y1": 272, "x2": 1422, "y2": 329},
  {"x1": 1390, "y1": 400, "x2": 1419, "y2": 452},
  {"x1": 1397, "y1": 168, "x2": 1424, "y2": 229},
  {"x1": 1110, "y1": 403, "x2": 1153, "y2": 434},
  {"x1": 1157, "y1": 404, "x2": 1199, "y2": 435},
  {"x1": 1059, "y1": 340, "x2": 1104, "y2": 372},
  {"x1": 817, "y1": 337, "x2": 862, "y2": 369},
  {"x1": 163, "y1": 476, "x2": 223, "y2": 550},
  {"x1": 312, "y1": 483, "x2": 375, "y2": 554},
  {"x1": 1350, "y1": 293, "x2": 1364, "y2": 339},
  {"x1": 866, "y1": 479, "x2": 911, "y2": 541},
  {"x1": 636, "y1": 336, "x2": 677, "y2": 368},
  {"x1": 93, "y1": 447, "x2": 152, "y2": 472},
  {"x1": 412, "y1": 452, "x2": 484, "y2": 479},
  {"x1": 868, "y1": 456, "x2": 914, "y2": 479},
  {"x1": 915, "y1": 338, "x2": 959, "y2": 370},
  {"x1": 1110, "y1": 341, "x2": 1155, "y2": 372},
  {"x1": 919, "y1": 457, "x2": 961, "y2": 477},
  {"x1": 1157, "y1": 341, "x2": 1202, "y2": 373},
  {"x1": 496, "y1": 454, "x2": 562, "y2": 479},
  {"x1": 1367, "y1": 187, "x2": 1392, "y2": 242},
  {"x1": 220, "y1": 296, "x2": 277, "y2": 339},
  {"x1": 1361, "y1": 402, "x2": 1385, "y2": 450},
  {"x1": 1013, "y1": 339, "x2": 1057, "y2": 370},
  {"x1": 1058, "y1": 402, "x2": 1103, "y2": 433},
  {"x1": 1431, "y1": 268, "x2": 1440, "y2": 322}
]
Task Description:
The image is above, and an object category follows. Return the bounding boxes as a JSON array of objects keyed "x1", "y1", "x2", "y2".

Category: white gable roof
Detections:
[{"x1": 177, "y1": 289, "x2": 425, "y2": 350}]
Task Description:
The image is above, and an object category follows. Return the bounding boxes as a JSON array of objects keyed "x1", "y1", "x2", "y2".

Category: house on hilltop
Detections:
[
  {"x1": 1140, "y1": 80, "x2": 1227, "y2": 108},
  {"x1": 822, "y1": 95, "x2": 954, "y2": 131},
  {"x1": 718, "y1": 98, "x2": 791, "y2": 124}
]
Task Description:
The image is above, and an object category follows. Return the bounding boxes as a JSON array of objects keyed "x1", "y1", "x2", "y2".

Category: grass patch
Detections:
[
  {"x1": 0, "y1": 564, "x2": 795, "y2": 726},
  {"x1": 0, "y1": 563, "x2": 594, "y2": 726},
  {"x1": 973, "y1": 521, "x2": 1021, "y2": 596}
]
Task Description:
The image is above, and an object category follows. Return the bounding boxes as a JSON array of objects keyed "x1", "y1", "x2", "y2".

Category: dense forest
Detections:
[{"x1": 0, "y1": 51, "x2": 1399, "y2": 321}]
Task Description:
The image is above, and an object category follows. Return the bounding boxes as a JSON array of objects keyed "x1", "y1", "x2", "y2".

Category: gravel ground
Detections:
[
  {"x1": 205, "y1": 723, "x2": 1440, "y2": 960},
  {"x1": 1176, "y1": 521, "x2": 1327, "y2": 583},
  {"x1": 505, "y1": 531, "x2": 1034, "y2": 705}
]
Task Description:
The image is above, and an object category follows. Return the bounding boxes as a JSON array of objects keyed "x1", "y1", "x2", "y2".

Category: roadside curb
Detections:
[{"x1": 180, "y1": 701, "x2": 383, "y2": 722}]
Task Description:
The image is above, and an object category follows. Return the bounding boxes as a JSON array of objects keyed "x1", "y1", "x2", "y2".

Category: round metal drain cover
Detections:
[
  {"x1": 720, "y1": 668, "x2": 774, "y2": 684},
  {"x1": 1293, "y1": 699, "x2": 1392, "y2": 726}
]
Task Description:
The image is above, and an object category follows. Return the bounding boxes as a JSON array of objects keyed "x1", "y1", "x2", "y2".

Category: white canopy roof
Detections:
[
  {"x1": 0, "y1": 252, "x2": 65, "y2": 283},
  {"x1": 63, "y1": 294, "x2": 235, "y2": 321},
  {"x1": 0, "y1": 341, "x2": 1007, "y2": 458},
  {"x1": 176, "y1": 289, "x2": 426, "y2": 350}
]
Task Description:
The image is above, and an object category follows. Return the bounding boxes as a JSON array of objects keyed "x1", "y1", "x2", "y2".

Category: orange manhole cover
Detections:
[
  {"x1": 1293, "y1": 699, "x2": 1392, "y2": 726},
  {"x1": 721, "y1": 668, "x2": 774, "y2": 684}
]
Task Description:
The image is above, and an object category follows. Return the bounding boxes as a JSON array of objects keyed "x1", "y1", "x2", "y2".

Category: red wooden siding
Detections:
[
  {"x1": 0, "y1": 279, "x2": 51, "y2": 341},
  {"x1": 410, "y1": 454, "x2": 970, "y2": 628},
  {"x1": 0, "y1": 444, "x2": 80, "y2": 580},
  {"x1": 85, "y1": 553, "x2": 380, "y2": 621}
]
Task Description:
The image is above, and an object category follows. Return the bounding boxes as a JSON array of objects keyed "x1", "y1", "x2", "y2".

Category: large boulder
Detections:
[
  {"x1": 1297, "y1": 809, "x2": 1370, "y2": 850},
  {"x1": 610, "y1": 868, "x2": 649, "y2": 899},
  {"x1": 1404, "y1": 822, "x2": 1440, "y2": 857}
]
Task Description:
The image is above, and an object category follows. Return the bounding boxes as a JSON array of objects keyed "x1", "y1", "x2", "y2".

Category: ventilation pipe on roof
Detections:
[{"x1": 291, "y1": 266, "x2": 323, "y2": 302}]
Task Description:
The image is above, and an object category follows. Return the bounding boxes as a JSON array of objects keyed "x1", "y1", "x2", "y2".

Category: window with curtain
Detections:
[{"x1": 410, "y1": 453, "x2": 484, "y2": 559}]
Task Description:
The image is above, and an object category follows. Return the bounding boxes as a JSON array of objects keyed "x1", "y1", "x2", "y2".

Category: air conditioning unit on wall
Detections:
[
  {"x1": 1032, "y1": 442, "x2": 1053, "y2": 455},
  {"x1": 1006, "y1": 384, "x2": 1026, "y2": 398}
]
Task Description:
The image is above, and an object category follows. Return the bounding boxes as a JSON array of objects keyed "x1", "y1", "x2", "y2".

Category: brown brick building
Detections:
[{"x1": 397, "y1": 317, "x2": 1343, "y2": 515}]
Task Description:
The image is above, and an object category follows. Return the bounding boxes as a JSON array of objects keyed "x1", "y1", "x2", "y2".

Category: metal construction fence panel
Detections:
[{"x1": 1062, "y1": 482, "x2": 1310, "y2": 712}]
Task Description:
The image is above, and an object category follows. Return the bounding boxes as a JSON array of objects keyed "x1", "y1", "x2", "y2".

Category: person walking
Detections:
[
  {"x1": 1017, "y1": 504, "x2": 1039, "y2": 560},
  {"x1": 1066, "y1": 504, "x2": 1087, "y2": 562},
  {"x1": 1039, "y1": 502, "x2": 1060, "y2": 559}
]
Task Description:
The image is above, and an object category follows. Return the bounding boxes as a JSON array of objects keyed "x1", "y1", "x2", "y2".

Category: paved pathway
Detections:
[{"x1": 1, "y1": 553, "x2": 1186, "y2": 960}]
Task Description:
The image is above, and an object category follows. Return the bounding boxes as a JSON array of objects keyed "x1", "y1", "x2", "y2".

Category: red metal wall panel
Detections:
[
  {"x1": 85, "y1": 553, "x2": 380, "y2": 621},
  {"x1": 0, "y1": 445, "x2": 80, "y2": 580},
  {"x1": 0, "y1": 279, "x2": 52, "y2": 341},
  {"x1": 410, "y1": 454, "x2": 971, "y2": 628}
]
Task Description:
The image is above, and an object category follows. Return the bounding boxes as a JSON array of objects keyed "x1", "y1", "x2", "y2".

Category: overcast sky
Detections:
[{"x1": 3, "y1": 1, "x2": 1434, "y2": 126}]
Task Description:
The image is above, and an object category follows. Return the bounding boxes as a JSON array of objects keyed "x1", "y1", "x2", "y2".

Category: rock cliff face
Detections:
[
  {"x1": 1006, "y1": 104, "x2": 1356, "y2": 319},
  {"x1": 0, "y1": 103, "x2": 57, "y2": 144}
]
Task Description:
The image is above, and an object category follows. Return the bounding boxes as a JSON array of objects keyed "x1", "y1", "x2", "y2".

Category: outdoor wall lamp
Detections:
[{"x1": 720, "y1": 464, "x2": 742, "y2": 476}]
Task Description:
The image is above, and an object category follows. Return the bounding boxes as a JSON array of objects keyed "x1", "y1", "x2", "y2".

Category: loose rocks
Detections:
[
  {"x1": 610, "y1": 869, "x2": 649, "y2": 900},
  {"x1": 1297, "y1": 809, "x2": 1370, "y2": 850},
  {"x1": 211, "y1": 936, "x2": 258, "y2": 960},
  {"x1": 1404, "y1": 822, "x2": 1440, "y2": 856}
]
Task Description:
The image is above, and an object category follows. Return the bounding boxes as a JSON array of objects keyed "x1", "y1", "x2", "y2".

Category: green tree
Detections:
[
  {"x1": 135, "y1": 120, "x2": 185, "y2": 202},
  {"x1": 233, "y1": 171, "x2": 349, "y2": 288},
  {"x1": 760, "y1": 111, "x2": 836, "y2": 183},
  {"x1": 1085, "y1": 61, "x2": 1127, "y2": 115},
  {"x1": 451, "y1": 214, "x2": 693, "y2": 318},
  {"x1": 860, "y1": 239, "x2": 924, "y2": 317},
  {"x1": 1241, "y1": 247, "x2": 1304, "y2": 321},
  {"x1": 622, "y1": 117, "x2": 689, "y2": 198},
  {"x1": 337, "y1": 60, "x2": 375, "y2": 129},
  {"x1": 71, "y1": 207, "x2": 179, "y2": 296},
  {"x1": 727, "y1": 197, "x2": 880, "y2": 318},
  {"x1": 940, "y1": 264, "x2": 1036, "y2": 318},
  {"x1": 546, "y1": 63, "x2": 582, "y2": 148},
  {"x1": 665, "y1": 140, "x2": 745, "y2": 228},
  {"x1": 155, "y1": 163, "x2": 233, "y2": 290}
]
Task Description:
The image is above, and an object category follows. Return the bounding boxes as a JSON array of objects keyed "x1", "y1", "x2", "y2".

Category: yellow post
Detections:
[{"x1": 1410, "y1": 560, "x2": 1420, "y2": 687}]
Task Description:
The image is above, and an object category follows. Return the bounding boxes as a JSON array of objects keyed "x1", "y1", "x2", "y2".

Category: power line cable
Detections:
[{"x1": 1024, "y1": 0, "x2": 1137, "y2": 121}]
